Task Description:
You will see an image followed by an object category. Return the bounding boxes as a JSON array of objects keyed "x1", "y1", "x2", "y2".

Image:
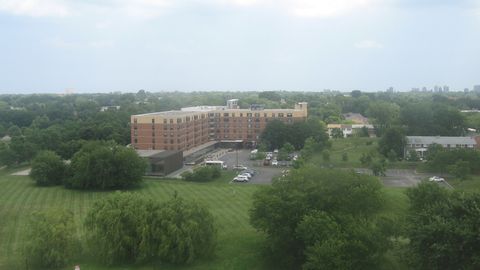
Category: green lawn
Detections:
[
  {"x1": 0, "y1": 168, "x2": 265, "y2": 270},
  {"x1": 310, "y1": 137, "x2": 378, "y2": 168},
  {"x1": 0, "y1": 165, "x2": 414, "y2": 270}
]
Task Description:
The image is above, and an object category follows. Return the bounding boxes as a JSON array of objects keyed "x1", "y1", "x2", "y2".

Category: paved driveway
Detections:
[{"x1": 219, "y1": 150, "x2": 285, "y2": 184}]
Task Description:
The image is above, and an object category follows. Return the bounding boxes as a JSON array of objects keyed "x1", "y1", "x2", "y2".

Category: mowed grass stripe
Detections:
[{"x1": 0, "y1": 175, "x2": 265, "y2": 269}]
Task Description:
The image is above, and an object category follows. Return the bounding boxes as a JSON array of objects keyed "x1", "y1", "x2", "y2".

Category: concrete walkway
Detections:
[{"x1": 11, "y1": 168, "x2": 31, "y2": 176}]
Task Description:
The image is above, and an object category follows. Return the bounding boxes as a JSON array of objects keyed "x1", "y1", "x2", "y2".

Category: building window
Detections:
[
  {"x1": 278, "y1": 113, "x2": 284, "y2": 117},
  {"x1": 255, "y1": 113, "x2": 260, "y2": 117},
  {"x1": 272, "y1": 113, "x2": 275, "y2": 117},
  {"x1": 240, "y1": 113, "x2": 243, "y2": 117},
  {"x1": 163, "y1": 119, "x2": 167, "y2": 124},
  {"x1": 177, "y1": 118, "x2": 182, "y2": 123},
  {"x1": 287, "y1": 113, "x2": 292, "y2": 117},
  {"x1": 134, "y1": 138, "x2": 138, "y2": 143},
  {"x1": 152, "y1": 118, "x2": 155, "y2": 123},
  {"x1": 247, "y1": 113, "x2": 252, "y2": 117},
  {"x1": 232, "y1": 113, "x2": 235, "y2": 117},
  {"x1": 134, "y1": 118, "x2": 137, "y2": 123},
  {"x1": 224, "y1": 113, "x2": 229, "y2": 117}
]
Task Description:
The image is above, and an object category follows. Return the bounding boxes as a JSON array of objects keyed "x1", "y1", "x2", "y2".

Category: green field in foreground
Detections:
[
  {"x1": 0, "y1": 166, "x2": 415, "y2": 270},
  {"x1": 0, "y1": 168, "x2": 265, "y2": 270}
]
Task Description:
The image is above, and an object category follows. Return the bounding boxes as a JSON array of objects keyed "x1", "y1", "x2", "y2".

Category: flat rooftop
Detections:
[{"x1": 407, "y1": 136, "x2": 477, "y2": 145}]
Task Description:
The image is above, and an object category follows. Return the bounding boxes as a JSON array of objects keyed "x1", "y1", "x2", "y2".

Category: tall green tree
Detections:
[
  {"x1": 30, "y1": 150, "x2": 66, "y2": 186},
  {"x1": 250, "y1": 167, "x2": 389, "y2": 269},
  {"x1": 378, "y1": 127, "x2": 406, "y2": 159},
  {"x1": 23, "y1": 210, "x2": 79, "y2": 269},
  {"x1": 66, "y1": 141, "x2": 147, "y2": 189},
  {"x1": 406, "y1": 183, "x2": 480, "y2": 269}
]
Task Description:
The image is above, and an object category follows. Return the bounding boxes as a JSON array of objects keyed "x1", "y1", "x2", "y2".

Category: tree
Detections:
[
  {"x1": 405, "y1": 183, "x2": 480, "y2": 269},
  {"x1": 370, "y1": 159, "x2": 386, "y2": 176},
  {"x1": 23, "y1": 210, "x2": 78, "y2": 269},
  {"x1": 66, "y1": 141, "x2": 147, "y2": 189},
  {"x1": 366, "y1": 101, "x2": 400, "y2": 131},
  {"x1": 322, "y1": 150, "x2": 330, "y2": 162},
  {"x1": 29, "y1": 150, "x2": 66, "y2": 186},
  {"x1": 85, "y1": 192, "x2": 216, "y2": 265},
  {"x1": 378, "y1": 127, "x2": 406, "y2": 159},
  {"x1": 152, "y1": 197, "x2": 217, "y2": 264},
  {"x1": 447, "y1": 160, "x2": 470, "y2": 180},
  {"x1": 250, "y1": 167, "x2": 388, "y2": 269},
  {"x1": 342, "y1": 152, "x2": 348, "y2": 162},
  {"x1": 387, "y1": 149, "x2": 397, "y2": 162},
  {"x1": 84, "y1": 192, "x2": 152, "y2": 265},
  {"x1": 331, "y1": 128, "x2": 344, "y2": 139}
]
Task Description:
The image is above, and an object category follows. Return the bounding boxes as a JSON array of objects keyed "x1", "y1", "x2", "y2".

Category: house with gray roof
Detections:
[{"x1": 405, "y1": 136, "x2": 477, "y2": 158}]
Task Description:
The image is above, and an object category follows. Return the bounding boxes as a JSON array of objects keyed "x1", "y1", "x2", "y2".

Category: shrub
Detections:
[
  {"x1": 85, "y1": 192, "x2": 217, "y2": 265},
  {"x1": 183, "y1": 166, "x2": 221, "y2": 182},
  {"x1": 29, "y1": 150, "x2": 66, "y2": 186},
  {"x1": 23, "y1": 209, "x2": 79, "y2": 269},
  {"x1": 65, "y1": 141, "x2": 147, "y2": 189}
]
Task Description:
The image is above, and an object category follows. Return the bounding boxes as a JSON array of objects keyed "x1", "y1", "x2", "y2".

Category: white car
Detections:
[
  {"x1": 233, "y1": 165, "x2": 248, "y2": 170},
  {"x1": 429, "y1": 176, "x2": 445, "y2": 182},
  {"x1": 239, "y1": 173, "x2": 252, "y2": 179},
  {"x1": 271, "y1": 160, "x2": 278, "y2": 166},
  {"x1": 233, "y1": 176, "x2": 249, "y2": 182}
]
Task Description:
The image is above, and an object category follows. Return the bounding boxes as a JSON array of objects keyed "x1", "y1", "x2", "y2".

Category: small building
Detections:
[
  {"x1": 327, "y1": 124, "x2": 375, "y2": 138},
  {"x1": 405, "y1": 136, "x2": 477, "y2": 158},
  {"x1": 342, "y1": 113, "x2": 369, "y2": 124},
  {"x1": 136, "y1": 150, "x2": 183, "y2": 176}
]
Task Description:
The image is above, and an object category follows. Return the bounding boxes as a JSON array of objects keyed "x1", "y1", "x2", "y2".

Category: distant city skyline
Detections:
[{"x1": 0, "y1": 0, "x2": 479, "y2": 94}]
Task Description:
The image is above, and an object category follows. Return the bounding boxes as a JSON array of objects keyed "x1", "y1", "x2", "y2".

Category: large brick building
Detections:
[{"x1": 131, "y1": 100, "x2": 308, "y2": 151}]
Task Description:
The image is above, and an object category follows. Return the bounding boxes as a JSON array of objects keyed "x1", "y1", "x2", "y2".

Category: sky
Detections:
[{"x1": 0, "y1": 0, "x2": 479, "y2": 94}]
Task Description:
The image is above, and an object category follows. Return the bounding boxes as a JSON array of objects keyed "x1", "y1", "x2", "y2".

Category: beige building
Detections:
[{"x1": 131, "y1": 100, "x2": 308, "y2": 151}]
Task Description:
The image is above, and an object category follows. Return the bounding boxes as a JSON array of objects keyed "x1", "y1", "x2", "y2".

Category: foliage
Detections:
[
  {"x1": 260, "y1": 118, "x2": 329, "y2": 150},
  {"x1": 405, "y1": 183, "x2": 480, "y2": 269},
  {"x1": 250, "y1": 167, "x2": 389, "y2": 269},
  {"x1": 23, "y1": 209, "x2": 78, "y2": 269},
  {"x1": 427, "y1": 148, "x2": 480, "y2": 175},
  {"x1": 66, "y1": 141, "x2": 147, "y2": 189},
  {"x1": 370, "y1": 159, "x2": 386, "y2": 176},
  {"x1": 341, "y1": 152, "x2": 348, "y2": 162},
  {"x1": 29, "y1": 150, "x2": 66, "y2": 186},
  {"x1": 84, "y1": 192, "x2": 217, "y2": 266},
  {"x1": 322, "y1": 150, "x2": 330, "y2": 162},
  {"x1": 407, "y1": 150, "x2": 419, "y2": 162},
  {"x1": 378, "y1": 127, "x2": 406, "y2": 159},
  {"x1": 331, "y1": 128, "x2": 344, "y2": 139},
  {"x1": 182, "y1": 166, "x2": 221, "y2": 182}
]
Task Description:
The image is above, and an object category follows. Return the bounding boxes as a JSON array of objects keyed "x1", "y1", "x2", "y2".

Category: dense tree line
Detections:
[
  {"x1": 260, "y1": 118, "x2": 329, "y2": 150},
  {"x1": 29, "y1": 141, "x2": 147, "y2": 190}
]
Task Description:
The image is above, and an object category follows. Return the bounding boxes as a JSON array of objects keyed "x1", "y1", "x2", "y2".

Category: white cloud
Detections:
[
  {"x1": 354, "y1": 39, "x2": 384, "y2": 49},
  {"x1": 0, "y1": 0, "x2": 382, "y2": 19},
  {"x1": 0, "y1": 0, "x2": 70, "y2": 17}
]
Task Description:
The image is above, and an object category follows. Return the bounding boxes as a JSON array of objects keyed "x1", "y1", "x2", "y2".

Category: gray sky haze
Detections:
[{"x1": 0, "y1": 0, "x2": 479, "y2": 93}]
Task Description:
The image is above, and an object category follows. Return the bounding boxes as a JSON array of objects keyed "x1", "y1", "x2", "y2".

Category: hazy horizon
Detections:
[{"x1": 1, "y1": 0, "x2": 479, "y2": 94}]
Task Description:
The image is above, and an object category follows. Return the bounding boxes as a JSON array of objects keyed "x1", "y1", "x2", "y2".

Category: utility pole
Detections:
[{"x1": 235, "y1": 143, "x2": 239, "y2": 167}]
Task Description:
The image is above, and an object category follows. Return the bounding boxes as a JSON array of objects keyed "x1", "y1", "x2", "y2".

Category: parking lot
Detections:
[{"x1": 219, "y1": 150, "x2": 285, "y2": 184}]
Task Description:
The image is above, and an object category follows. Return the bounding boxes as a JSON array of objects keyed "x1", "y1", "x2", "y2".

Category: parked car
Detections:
[
  {"x1": 272, "y1": 160, "x2": 278, "y2": 166},
  {"x1": 241, "y1": 169, "x2": 256, "y2": 176},
  {"x1": 273, "y1": 149, "x2": 279, "y2": 154},
  {"x1": 233, "y1": 176, "x2": 249, "y2": 182},
  {"x1": 233, "y1": 165, "x2": 248, "y2": 170},
  {"x1": 222, "y1": 164, "x2": 228, "y2": 169},
  {"x1": 429, "y1": 176, "x2": 445, "y2": 182},
  {"x1": 239, "y1": 173, "x2": 252, "y2": 179}
]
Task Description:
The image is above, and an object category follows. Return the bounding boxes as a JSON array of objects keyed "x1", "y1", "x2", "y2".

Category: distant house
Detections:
[
  {"x1": 342, "y1": 113, "x2": 369, "y2": 124},
  {"x1": 405, "y1": 136, "x2": 477, "y2": 158},
  {"x1": 100, "y1": 106, "x2": 120, "y2": 112},
  {"x1": 327, "y1": 124, "x2": 375, "y2": 138},
  {"x1": 0, "y1": 135, "x2": 11, "y2": 143}
]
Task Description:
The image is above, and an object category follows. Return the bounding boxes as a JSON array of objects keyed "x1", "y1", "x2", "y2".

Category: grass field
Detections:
[
  {"x1": 0, "y1": 168, "x2": 265, "y2": 270},
  {"x1": 0, "y1": 165, "x2": 414, "y2": 270}
]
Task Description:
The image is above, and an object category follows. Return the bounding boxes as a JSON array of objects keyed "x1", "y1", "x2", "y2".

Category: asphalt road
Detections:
[{"x1": 219, "y1": 150, "x2": 285, "y2": 184}]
